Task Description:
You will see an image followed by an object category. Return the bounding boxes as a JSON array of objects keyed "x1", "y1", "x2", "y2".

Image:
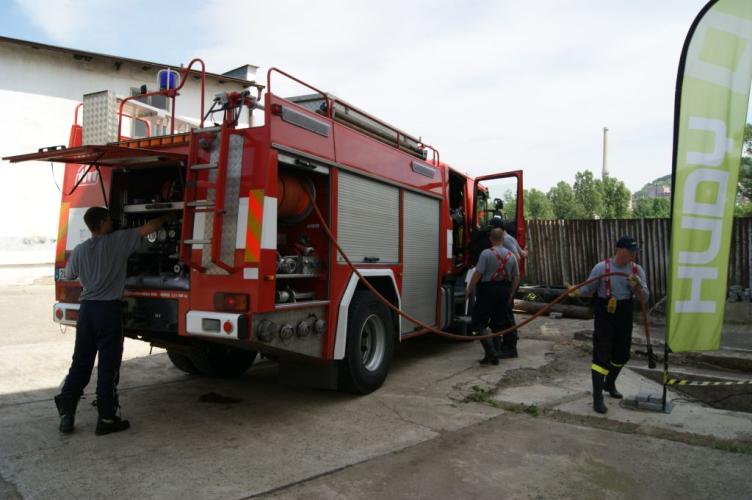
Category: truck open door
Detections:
[{"x1": 471, "y1": 170, "x2": 525, "y2": 271}]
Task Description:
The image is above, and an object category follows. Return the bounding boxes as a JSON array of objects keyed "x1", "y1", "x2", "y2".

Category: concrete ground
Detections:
[{"x1": 1, "y1": 279, "x2": 751, "y2": 499}]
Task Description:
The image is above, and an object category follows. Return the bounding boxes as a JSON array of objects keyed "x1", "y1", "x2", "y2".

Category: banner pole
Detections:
[{"x1": 662, "y1": 342, "x2": 669, "y2": 412}]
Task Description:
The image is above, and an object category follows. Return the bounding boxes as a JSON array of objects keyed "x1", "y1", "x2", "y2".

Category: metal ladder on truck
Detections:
[{"x1": 179, "y1": 122, "x2": 236, "y2": 274}]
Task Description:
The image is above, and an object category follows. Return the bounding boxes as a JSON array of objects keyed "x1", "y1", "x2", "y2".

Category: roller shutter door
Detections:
[
  {"x1": 401, "y1": 191, "x2": 439, "y2": 333},
  {"x1": 337, "y1": 171, "x2": 399, "y2": 263}
]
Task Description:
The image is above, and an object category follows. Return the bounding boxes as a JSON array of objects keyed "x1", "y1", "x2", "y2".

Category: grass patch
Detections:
[
  {"x1": 464, "y1": 385, "x2": 500, "y2": 407},
  {"x1": 713, "y1": 441, "x2": 752, "y2": 454},
  {"x1": 464, "y1": 386, "x2": 541, "y2": 417},
  {"x1": 524, "y1": 404, "x2": 540, "y2": 417}
]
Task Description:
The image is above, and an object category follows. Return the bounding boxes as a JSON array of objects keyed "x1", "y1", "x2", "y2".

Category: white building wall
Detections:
[{"x1": 0, "y1": 42, "x2": 249, "y2": 238}]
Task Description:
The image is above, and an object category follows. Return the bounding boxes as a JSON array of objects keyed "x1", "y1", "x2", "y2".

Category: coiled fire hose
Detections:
[{"x1": 310, "y1": 202, "x2": 657, "y2": 369}]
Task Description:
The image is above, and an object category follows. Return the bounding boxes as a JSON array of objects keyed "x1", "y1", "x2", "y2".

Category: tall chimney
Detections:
[{"x1": 602, "y1": 126, "x2": 609, "y2": 179}]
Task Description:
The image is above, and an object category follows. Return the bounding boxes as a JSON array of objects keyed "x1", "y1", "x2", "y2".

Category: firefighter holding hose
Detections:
[{"x1": 572, "y1": 236, "x2": 649, "y2": 414}]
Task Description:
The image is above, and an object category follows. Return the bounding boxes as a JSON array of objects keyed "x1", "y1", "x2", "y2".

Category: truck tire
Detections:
[
  {"x1": 166, "y1": 349, "x2": 201, "y2": 375},
  {"x1": 189, "y1": 344, "x2": 258, "y2": 378},
  {"x1": 339, "y1": 291, "x2": 395, "y2": 394}
]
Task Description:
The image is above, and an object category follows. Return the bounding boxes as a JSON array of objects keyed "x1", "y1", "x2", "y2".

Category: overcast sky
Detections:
[{"x1": 0, "y1": 0, "x2": 736, "y2": 236}]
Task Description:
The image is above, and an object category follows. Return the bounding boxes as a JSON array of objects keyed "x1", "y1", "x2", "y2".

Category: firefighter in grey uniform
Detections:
[
  {"x1": 575, "y1": 236, "x2": 648, "y2": 414},
  {"x1": 55, "y1": 207, "x2": 173, "y2": 435},
  {"x1": 491, "y1": 216, "x2": 526, "y2": 357},
  {"x1": 465, "y1": 228, "x2": 520, "y2": 365}
]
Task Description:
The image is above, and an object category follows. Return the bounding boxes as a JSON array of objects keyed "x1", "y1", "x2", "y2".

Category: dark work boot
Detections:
[
  {"x1": 479, "y1": 339, "x2": 499, "y2": 366},
  {"x1": 591, "y1": 370, "x2": 608, "y2": 414},
  {"x1": 54, "y1": 393, "x2": 79, "y2": 434},
  {"x1": 491, "y1": 334, "x2": 503, "y2": 357},
  {"x1": 499, "y1": 334, "x2": 518, "y2": 359},
  {"x1": 604, "y1": 366, "x2": 624, "y2": 399},
  {"x1": 95, "y1": 398, "x2": 130, "y2": 436}
]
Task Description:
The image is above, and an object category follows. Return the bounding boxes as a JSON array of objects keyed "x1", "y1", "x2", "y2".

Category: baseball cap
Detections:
[{"x1": 616, "y1": 236, "x2": 639, "y2": 252}]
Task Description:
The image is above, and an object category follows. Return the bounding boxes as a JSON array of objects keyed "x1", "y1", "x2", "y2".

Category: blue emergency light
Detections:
[{"x1": 157, "y1": 69, "x2": 180, "y2": 90}]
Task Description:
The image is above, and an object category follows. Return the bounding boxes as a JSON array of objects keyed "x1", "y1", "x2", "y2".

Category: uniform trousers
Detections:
[
  {"x1": 61, "y1": 300, "x2": 124, "y2": 401},
  {"x1": 592, "y1": 297, "x2": 633, "y2": 376},
  {"x1": 473, "y1": 281, "x2": 513, "y2": 358}
]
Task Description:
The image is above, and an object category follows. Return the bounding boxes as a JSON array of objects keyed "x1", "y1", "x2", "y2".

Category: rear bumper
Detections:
[
  {"x1": 186, "y1": 311, "x2": 249, "y2": 340},
  {"x1": 52, "y1": 302, "x2": 80, "y2": 326}
]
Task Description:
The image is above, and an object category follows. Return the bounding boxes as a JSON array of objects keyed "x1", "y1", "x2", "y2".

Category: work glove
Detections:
[
  {"x1": 627, "y1": 274, "x2": 641, "y2": 289},
  {"x1": 564, "y1": 282, "x2": 580, "y2": 298}
]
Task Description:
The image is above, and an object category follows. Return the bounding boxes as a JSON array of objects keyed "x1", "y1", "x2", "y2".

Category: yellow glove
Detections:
[
  {"x1": 565, "y1": 282, "x2": 580, "y2": 298},
  {"x1": 627, "y1": 274, "x2": 640, "y2": 289}
]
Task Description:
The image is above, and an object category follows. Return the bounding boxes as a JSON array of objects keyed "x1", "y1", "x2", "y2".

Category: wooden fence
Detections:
[{"x1": 524, "y1": 217, "x2": 752, "y2": 302}]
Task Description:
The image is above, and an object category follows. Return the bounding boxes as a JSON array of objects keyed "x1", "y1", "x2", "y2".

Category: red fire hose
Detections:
[{"x1": 311, "y1": 202, "x2": 657, "y2": 368}]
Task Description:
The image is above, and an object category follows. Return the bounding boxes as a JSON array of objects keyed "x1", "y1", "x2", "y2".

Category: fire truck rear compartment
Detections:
[
  {"x1": 109, "y1": 165, "x2": 187, "y2": 290},
  {"x1": 105, "y1": 164, "x2": 187, "y2": 343},
  {"x1": 273, "y1": 163, "x2": 330, "y2": 306}
]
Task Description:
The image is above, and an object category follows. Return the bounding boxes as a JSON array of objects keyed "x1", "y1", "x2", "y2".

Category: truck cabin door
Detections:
[{"x1": 470, "y1": 170, "x2": 525, "y2": 269}]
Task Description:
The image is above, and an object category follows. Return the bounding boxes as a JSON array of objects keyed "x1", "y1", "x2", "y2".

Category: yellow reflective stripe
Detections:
[
  {"x1": 610, "y1": 361, "x2": 625, "y2": 368},
  {"x1": 591, "y1": 363, "x2": 609, "y2": 376}
]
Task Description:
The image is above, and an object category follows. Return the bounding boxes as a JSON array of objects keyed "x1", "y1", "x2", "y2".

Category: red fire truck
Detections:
[{"x1": 5, "y1": 62, "x2": 524, "y2": 394}]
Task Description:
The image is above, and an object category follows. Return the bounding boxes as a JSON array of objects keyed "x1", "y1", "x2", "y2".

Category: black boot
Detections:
[
  {"x1": 479, "y1": 339, "x2": 499, "y2": 366},
  {"x1": 604, "y1": 366, "x2": 623, "y2": 399},
  {"x1": 591, "y1": 370, "x2": 608, "y2": 414},
  {"x1": 499, "y1": 332, "x2": 518, "y2": 359},
  {"x1": 54, "y1": 393, "x2": 80, "y2": 434},
  {"x1": 95, "y1": 398, "x2": 130, "y2": 436},
  {"x1": 491, "y1": 335, "x2": 503, "y2": 358}
]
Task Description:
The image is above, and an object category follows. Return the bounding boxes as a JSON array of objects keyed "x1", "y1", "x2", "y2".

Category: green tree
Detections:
[
  {"x1": 547, "y1": 181, "x2": 579, "y2": 219},
  {"x1": 524, "y1": 188, "x2": 554, "y2": 219},
  {"x1": 501, "y1": 189, "x2": 517, "y2": 221},
  {"x1": 735, "y1": 124, "x2": 752, "y2": 214},
  {"x1": 633, "y1": 197, "x2": 670, "y2": 218},
  {"x1": 736, "y1": 201, "x2": 752, "y2": 216},
  {"x1": 739, "y1": 154, "x2": 752, "y2": 201},
  {"x1": 600, "y1": 176, "x2": 631, "y2": 218},
  {"x1": 573, "y1": 170, "x2": 604, "y2": 218}
]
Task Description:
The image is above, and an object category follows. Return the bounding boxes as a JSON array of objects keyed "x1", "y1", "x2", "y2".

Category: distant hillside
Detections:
[{"x1": 634, "y1": 174, "x2": 671, "y2": 199}]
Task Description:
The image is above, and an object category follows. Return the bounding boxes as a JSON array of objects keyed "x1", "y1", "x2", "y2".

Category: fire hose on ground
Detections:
[{"x1": 309, "y1": 202, "x2": 658, "y2": 369}]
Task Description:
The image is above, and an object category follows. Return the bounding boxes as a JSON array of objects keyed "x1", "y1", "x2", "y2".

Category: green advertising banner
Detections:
[{"x1": 668, "y1": 0, "x2": 752, "y2": 352}]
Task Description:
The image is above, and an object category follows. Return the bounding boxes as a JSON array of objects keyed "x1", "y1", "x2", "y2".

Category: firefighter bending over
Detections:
[
  {"x1": 55, "y1": 207, "x2": 173, "y2": 435},
  {"x1": 573, "y1": 236, "x2": 649, "y2": 414},
  {"x1": 465, "y1": 228, "x2": 520, "y2": 366}
]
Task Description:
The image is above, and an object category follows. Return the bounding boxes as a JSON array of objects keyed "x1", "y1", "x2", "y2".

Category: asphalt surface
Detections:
[{"x1": 1, "y1": 281, "x2": 751, "y2": 499}]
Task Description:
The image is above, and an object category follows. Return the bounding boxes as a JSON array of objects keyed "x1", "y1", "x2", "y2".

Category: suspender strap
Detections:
[
  {"x1": 490, "y1": 247, "x2": 512, "y2": 282},
  {"x1": 604, "y1": 259, "x2": 611, "y2": 298},
  {"x1": 604, "y1": 258, "x2": 640, "y2": 298}
]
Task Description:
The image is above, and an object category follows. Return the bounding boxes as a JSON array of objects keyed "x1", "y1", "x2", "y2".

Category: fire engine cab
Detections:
[{"x1": 5, "y1": 61, "x2": 524, "y2": 394}]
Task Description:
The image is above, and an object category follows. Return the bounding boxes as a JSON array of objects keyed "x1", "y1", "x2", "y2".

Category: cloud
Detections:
[
  {"x1": 190, "y1": 0, "x2": 708, "y2": 192},
  {"x1": 11, "y1": 0, "x2": 712, "y2": 193},
  {"x1": 13, "y1": 0, "x2": 97, "y2": 45}
]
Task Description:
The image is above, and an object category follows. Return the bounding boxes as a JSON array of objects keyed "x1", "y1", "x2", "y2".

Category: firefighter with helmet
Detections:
[
  {"x1": 572, "y1": 236, "x2": 649, "y2": 414},
  {"x1": 465, "y1": 227, "x2": 520, "y2": 365}
]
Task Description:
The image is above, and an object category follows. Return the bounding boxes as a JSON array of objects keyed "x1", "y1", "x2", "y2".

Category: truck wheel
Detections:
[
  {"x1": 189, "y1": 345, "x2": 258, "y2": 378},
  {"x1": 340, "y1": 291, "x2": 395, "y2": 394},
  {"x1": 166, "y1": 349, "x2": 201, "y2": 375}
]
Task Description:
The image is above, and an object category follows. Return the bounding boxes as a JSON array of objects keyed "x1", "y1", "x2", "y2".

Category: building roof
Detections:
[{"x1": 0, "y1": 36, "x2": 254, "y2": 87}]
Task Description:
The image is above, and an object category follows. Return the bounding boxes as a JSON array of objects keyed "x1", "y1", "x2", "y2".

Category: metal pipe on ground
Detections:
[{"x1": 513, "y1": 299, "x2": 593, "y2": 320}]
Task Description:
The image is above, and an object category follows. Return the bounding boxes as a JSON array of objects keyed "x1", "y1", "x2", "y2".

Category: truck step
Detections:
[
  {"x1": 186, "y1": 200, "x2": 215, "y2": 208},
  {"x1": 190, "y1": 163, "x2": 217, "y2": 171},
  {"x1": 183, "y1": 239, "x2": 211, "y2": 245}
]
